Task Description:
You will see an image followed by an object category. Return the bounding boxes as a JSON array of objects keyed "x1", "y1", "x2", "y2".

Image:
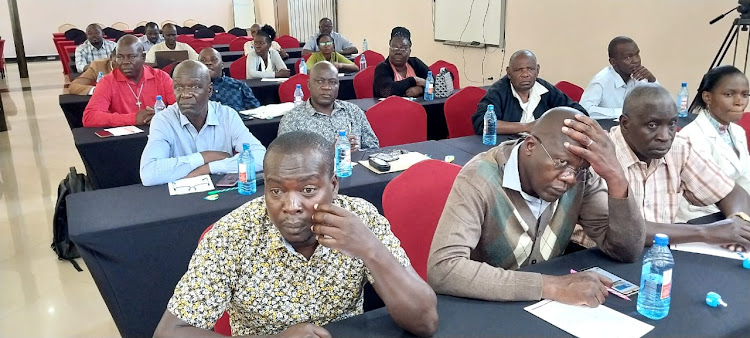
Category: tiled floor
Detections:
[{"x1": 0, "y1": 61, "x2": 120, "y2": 337}]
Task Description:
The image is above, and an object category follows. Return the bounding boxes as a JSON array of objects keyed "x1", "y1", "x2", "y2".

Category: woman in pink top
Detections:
[{"x1": 372, "y1": 27, "x2": 430, "y2": 98}]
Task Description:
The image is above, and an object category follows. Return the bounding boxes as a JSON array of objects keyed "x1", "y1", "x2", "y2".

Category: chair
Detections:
[
  {"x1": 161, "y1": 20, "x2": 177, "y2": 27},
  {"x1": 303, "y1": 53, "x2": 312, "y2": 61},
  {"x1": 227, "y1": 27, "x2": 248, "y2": 37},
  {"x1": 229, "y1": 37, "x2": 253, "y2": 52},
  {"x1": 209, "y1": 25, "x2": 226, "y2": 33},
  {"x1": 189, "y1": 39, "x2": 213, "y2": 53},
  {"x1": 197, "y1": 224, "x2": 232, "y2": 336},
  {"x1": 444, "y1": 86, "x2": 487, "y2": 138},
  {"x1": 366, "y1": 96, "x2": 427, "y2": 147},
  {"x1": 382, "y1": 159, "x2": 462, "y2": 281},
  {"x1": 161, "y1": 61, "x2": 180, "y2": 77},
  {"x1": 739, "y1": 113, "x2": 750, "y2": 146},
  {"x1": 353, "y1": 50, "x2": 385, "y2": 69},
  {"x1": 275, "y1": 35, "x2": 300, "y2": 49},
  {"x1": 229, "y1": 55, "x2": 247, "y2": 79},
  {"x1": 429, "y1": 60, "x2": 460, "y2": 89},
  {"x1": 58, "y1": 24, "x2": 77, "y2": 33},
  {"x1": 194, "y1": 29, "x2": 216, "y2": 39},
  {"x1": 184, "y1": 19, "x2": 200, "y2": 27},
  {"x1": 554, "y1": 81, "x2": 584, "y2": 102},
  {"x1": 213, "y1": 33, "x2": 237, "y2": 45},
  {"x1": 278, "y1": 74, "x2": 310, "y2": 103},
  {"x1": 353, "y1": 66, "x2": 376, "y2": 99},
  {"x1": 0, "y1": 39, "x2": 5, "y2": 78},
  {"x1": 176, "y1": 35, "x2": 194, "y2": 43},
  {"x1": 135, "y1": 20, "x2": 148, "y2": 27},
  {"x1": 111, "y1": 22, "x2": 129, "y2": 30}
]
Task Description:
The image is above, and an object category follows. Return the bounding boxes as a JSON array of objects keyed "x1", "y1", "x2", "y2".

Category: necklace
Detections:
[{"x1": 126, "y1": 81, "x2": 145, "y2": 109}]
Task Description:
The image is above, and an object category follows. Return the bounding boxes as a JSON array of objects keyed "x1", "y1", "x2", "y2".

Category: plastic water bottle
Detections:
[
  {"x1": 238, "y1": 143, "x2": 256, "y2": 195},
  {"x1": 677, "y1": 82, "x2": 689, "y2": 118},
  {"x1": 335, "y1": 131, "x2": 352, "y2": 178},
  {"x1": 359, "y1": 53, "x2": 367, "y2": 71},
  {"x1": 424, "y1": 70, "x2": 434, "y2": 101},
  {"x1": 299, "y1": 60, "x2": 307, "y2": 75},
  {"x1": 154, "y1": 95, "x2": 166, "y2": 114},
  {"x1": 483, "y1": 104, "x2": 497, "y2": 145},
  {"x1": 96, "y1": 71, "x2": 104, "y2": 83},
  {"x1": 293, "y1": 84, "x2": 304, "y2": 106},
  {"x1": 637, "y1": 233, "x2": 674, "y2": 320},
  {"x1": 362, "y1": 39, "x2": 368, "y2": 51}
]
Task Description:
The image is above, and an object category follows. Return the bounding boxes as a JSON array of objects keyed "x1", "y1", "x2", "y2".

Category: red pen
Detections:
[{"x1": 570, "y1": 269, "x2": 631, "y2": 301}]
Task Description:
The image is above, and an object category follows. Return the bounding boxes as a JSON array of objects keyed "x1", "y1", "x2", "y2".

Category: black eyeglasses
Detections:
[{"x1": 528, "y1": 134, "x2": 589, "y2": 182}]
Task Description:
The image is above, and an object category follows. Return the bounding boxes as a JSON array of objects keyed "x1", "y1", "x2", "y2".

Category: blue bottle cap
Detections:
[
  {"x1": 156, "y1": 95, "x2": 162, "y2": 100},
  {"x1": 338, "y1": 130, "x2": 346, "y2": 136},
  {"x1": 242, "y1": 143, "x2": 250, "y2": 150},
  {"x1": 488, "y1": 104, "x2": 495, "y2": 110},
  {"x1": 653, "y1": 233, "x2": 669, "y2": 246},
  {"x1": 296, "y1": 84, "x2": 301, "y2": 89},
  {"x1": 743, "y1": 258, "x2": 750, "y2": 269},
  {"x1": 681, "y1": 82, "x2": 687, "y2": 87}
]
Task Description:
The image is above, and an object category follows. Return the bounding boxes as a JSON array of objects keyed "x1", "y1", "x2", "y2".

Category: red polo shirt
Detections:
[{"x1": 82, "y1": 66, "x2": 176, "y2": 127}]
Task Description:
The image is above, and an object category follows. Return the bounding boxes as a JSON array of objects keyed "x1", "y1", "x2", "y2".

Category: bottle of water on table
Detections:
[
  {"x1": 154, "y1": 95, "x2": 166, "y2": 114},
  {"x1": 363, "y1": 38, "x2": 368, "y2": 51},
  {"x1": 359, "y1": 53, "x2": 367, "y2": 71},
  {"x1": 483, "y1": 104, "x2": 497, "y2": 145},
  {"x1": 677, "y1": 82, "x2": 689, "y2": 118},
  {"x1": 335, "y1": 131, "x2": 352, "y2": 178},
  {"x1": 238, "y1": 143, "x2": 256, "y2": 195},
  {"x1": 294, "y1": 84, "x2": 304, "y2": 106},
  {"x1": 96, "y1": 71, "x2": 104, "y2": 83},
  {"x1": 637, "y1": 233, "x2": 674, "y2": 320},
  {"x1": 424, "y1": 70, "x2": 434, "y2": 101},
  {"x1": 299, "y1": 60, "x2": 307, "y2": 75}
]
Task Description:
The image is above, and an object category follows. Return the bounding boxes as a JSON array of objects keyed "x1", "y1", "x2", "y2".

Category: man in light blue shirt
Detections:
[{"x1": 140, "y1": 60, "x2": 266, "y2": 186}]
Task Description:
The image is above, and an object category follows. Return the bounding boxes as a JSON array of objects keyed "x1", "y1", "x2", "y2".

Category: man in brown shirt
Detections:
[
  {"x1": 68, "y1": 52, "x2": 115, "y2": 95},
  {"x1": 428, "y1": 107, "x2": 645, "y2": 307}
]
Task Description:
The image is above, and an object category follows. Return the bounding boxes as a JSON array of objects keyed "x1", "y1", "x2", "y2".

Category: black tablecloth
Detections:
[
  {"x1": 59, "y1": 94, "x2": 90, "y2": 130},
  {"x1": 325, "y1": 249, "x2": 750, "y2": 337},
  {"x1": 68, "y1": 141, "x2": 476, "y2": 337}
]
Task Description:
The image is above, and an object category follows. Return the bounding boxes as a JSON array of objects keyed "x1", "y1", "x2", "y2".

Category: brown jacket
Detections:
[{"x1": 68, "y1": 58, "x2": 114, "y2": 95}]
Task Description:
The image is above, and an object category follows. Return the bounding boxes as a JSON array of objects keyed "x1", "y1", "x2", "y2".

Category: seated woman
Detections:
[
  {"x1": 245, "y1": 29, "x2": 290, "y2": 79},
  {"x1": 305, "y1": 33, "x2": 359, "y2": 73},
  {"x1": 244, "y1": 24, "x2": 289, "y2": 59},
  {"x1": 373, "y1": 26, "x2": 429, "y2": 98},
  {"x1": 676, "y1": 65, "x2": 750, "y2": 226}
]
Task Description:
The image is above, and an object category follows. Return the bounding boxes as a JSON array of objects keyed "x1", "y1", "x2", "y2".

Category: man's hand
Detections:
[
  {"x1": 704, "y1": 217, "x2": 750, "y2": 250},
  {"x1": 276, "y1": 69, "x2": 291, "y2": 78},
  {"x1": 631, "y1": 66, "x2": 656, "y2": 83},
  {"x1": 200, "y1": 151, "x2": 231, "y2": 164},
  {"x1": 136, "y1": 107, "x2": 155, "y2": 125},
  {"x1": 405, "y1": 86, "x2": 423, "y2": 98},
  {"x1": 276, "y1": 323, "x2": 331, "y2": 338},
  {"x1": 542, "y1": 272, "x2": 612, "y2": 307},
  {"x1": 721, "y1": 244, "x2": 747, "y2": 252},
  {"x1": 311, "y1": 203, "x2": 381, "y2": 259},
  {"x1": 348, "y1": 135, "x2": 360, "y2": 151},
  {"x1": 413, "y1": 77, "x2": 426, "y2": 87}
]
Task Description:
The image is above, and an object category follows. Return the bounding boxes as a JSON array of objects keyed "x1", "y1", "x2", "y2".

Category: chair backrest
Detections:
[
  {"x1": 366, "y1": 96, "x2": 427, "y2": 147},
  {"x1": 184, "y1": 19, "x2": 200, "y2": 27},
  {"x1": 229, "y1": 55, "x2": 248, "y2": 80},
  {"x1": 229, "y1": 37, "x2": 253, "y2": 51},
  {"x1": 554, "y1": 81, "x2": 584, "y2": 102},
  {"x1": 111, "y1": 22, "x2": 129, "y2": 30},
  {"x1": 444, "y1": 86, "x2": 487, "y2": 138},
  {"x1": 209, "y1": 25, "x2": 226, "y2": 33},
  {"x1": 382, "y1": 159, "x2": 462, "y2": 281},
  {"x1": 161, "y1": 20, "x2": 177, "y2": 27},
  {"x1": 739, "y1": 113, "x2": 750, "y2": 146},
  {"x1": 194, "y1": 29, "x2": 216, "y2": 39},
  {"x1": 176, "y1": 35, "x2": 194, "y2": 43},
  {"x1": 213, "y1": 33, "x2": 237, "y2": 45},
  {"x1": 275, "y1": 35, "x2": 301, "y2": 49},
  {"x1": 161, "y1": 61, "x2": 181, "y2": 77},
  {"x1": 228, "y1": 27, "x2": 248, "y2": 37},
  {"x1": 353, "y1": 66, "x2": 376, "y2": 99},
  {"x1": 135, "y1": 20, "x2": 148, "y2": 27},
  {"x1": 429, "y1": 60, "x2": 460, "y2": 89},
  {"x1": 196, "y1": 224, "x2": 232, "y2": 336},
  {"x1": 302, "y1": 53, "x2": 312, "y2": 61},
  {"x1": 354, "y1": 50, "x2": 385, "y2": 69},
  {"x1": 278, "y1": 74, "x2": 310, "y2": 103},
  {"x1": 188, "y1": 39, "x2": 213, "y2": 53}
]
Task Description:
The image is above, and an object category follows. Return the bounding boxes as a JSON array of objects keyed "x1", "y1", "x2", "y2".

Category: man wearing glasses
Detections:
[
  {"x1": 428, "y1": 107, "x2": 645, "y2": 306},
  {"x1": 140, "y1": 61, "x2": 265, "y2": 186}
]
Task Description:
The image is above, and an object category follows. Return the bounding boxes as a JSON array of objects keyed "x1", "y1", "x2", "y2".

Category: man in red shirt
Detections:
[{"x1": 83, "y1": 35, "x2": 176, "y2": 127}]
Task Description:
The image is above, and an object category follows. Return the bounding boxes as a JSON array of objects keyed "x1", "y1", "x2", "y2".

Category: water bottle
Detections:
[
  {"x1": 293, "y1": 84, "x2": 304, "y2": 106},
  {"x1": 424, "y1": 70, "x2": 434, "y2": 101},
  {"x1": 96, "y1": 71, "x2": 104, "y2": 83},
  {"x1": 677, "y1": 82, "x2": 689, "y2": 118},
  {"x1": 362, "y1": 38, "x2": 368, "y2": 51},
  {"x1": 299, "y1": 60, "x2": 307, "y2": 75},
  {"x1": 238, "y1": 143, "x2": 257, "y2": 195},
  {"x1": 359, "y1": 53, "x2": 367, "y2": 71},
  {"x1": 483, "y1": 104, "x2": 497, "y2": 145},
  {"x1": 637, "y1": 233, "x2": 674, "y2": 320},
  {"x1": 335, "y1": 131, "x2": 352, "y2": 178},
  {"x1": 154, "y1": 95, "x2": 166, "y2": 114}
]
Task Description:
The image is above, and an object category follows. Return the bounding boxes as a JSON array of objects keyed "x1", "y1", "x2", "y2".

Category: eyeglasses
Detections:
[
  {"x1": 318, "y1": 41, "x2": 334, "y2": 47},
  {"x1": 529, "y1": 134, "x2": 589, "y2": 182},
  {"x1": 171, "y1": 177, "x2": 211, "y2": 192},
  {"x1": 389, "y1": 46, "x2": 410, "y2": 53}
]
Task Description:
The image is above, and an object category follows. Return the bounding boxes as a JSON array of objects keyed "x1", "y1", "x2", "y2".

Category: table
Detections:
[
  {"x1": 68, "y1": 140, "x2": 477, "y2": 337},
  {"x1": 245, "y1": 74, "x2": 356, "y2": 105},
  {"x1": 324, "y1": 249, "x2": 750, "y2": 337},
  {"x1": 59, "y1": 94, "x2": 90, "y2": 130}
]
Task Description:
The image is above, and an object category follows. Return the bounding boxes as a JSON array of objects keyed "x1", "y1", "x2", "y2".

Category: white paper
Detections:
[
  {"x1": 670, "y1": 242, "x2": 745, "y2": 260},
  {"x1": 168, "y1": 175, "x2": 215, "y2": 196},
  {"x1": 524, "y1": 300, "x2": 653, "y2": 338},
  {"x1": 104, "y1": 126, "x2": 144, "y2": 136},
  {"x1": 240, "y1": 102, "x2": 295, "y2": 119},
  {"x1": 358, "y1": 152, "x2": 430, "y2": 174},
  {"x1": 260, "y1": 78, "x2": 288, "y2": 82}
]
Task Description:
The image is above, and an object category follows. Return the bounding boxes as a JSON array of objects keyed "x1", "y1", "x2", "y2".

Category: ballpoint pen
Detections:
[{"x1": 570, "y1": 269, "x2": 631, "y2": 301}]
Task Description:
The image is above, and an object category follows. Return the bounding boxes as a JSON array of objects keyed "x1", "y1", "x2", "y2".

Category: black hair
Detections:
[
  {"x1": 320, "y1": 17, "x2": 332, "y2": 24},
  {"x1": 265, "y1": 131, "x2": 334, "y2": 177},
  {"x1": 316, "y1": 33, "x2": 334, "y2": 47},
  {"x1": 162, "y1": 23, "x2": 176, "y2": 31},
  {"x1": 607, "y1": 36, "x2": 634, "y2": 58},
  {"x1": 389, "y1": 26, "x2": 412, "y2": 46},
  {"x1": 259, "y1": 24, "x2": 277, "y2": 41},
  {"x1": 145, "y1": 22, "x2": 159, "y2": 30},
  {"x1": 688, "y1": 65, "x2": 746, "y2": 113},
  {"x1": 255, "y1": 29, "x2": 272, "y2": 44}
]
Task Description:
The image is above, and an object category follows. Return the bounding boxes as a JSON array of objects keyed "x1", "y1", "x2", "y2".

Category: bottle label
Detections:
[
  {"x1": 427, "y1": 83, "x2": 433, "y2": 94},
  {"x1": 660, "y1": 268, "x2": 672, "y2": 299},
  {"x1": 238, "y1": 163, "x2": 247, "y2": 183},
  {"x1": 679, "y1": 96, "x2": 688, "y2": 110}
]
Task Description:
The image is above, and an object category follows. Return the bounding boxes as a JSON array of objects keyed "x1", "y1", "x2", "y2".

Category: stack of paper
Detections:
[
  {"x1": 670, "y1": 242, "x2": 745, "y2": 260},
  {"x1": 239, "y1": 102, "x2": 296, "y2": 120},
  {"x1": 260, "y1": 78, "x2": 288, "y2": 82},
  {"x1": 525, "y1": 300, "x2": 654, "y2": 338},
  {"x1": 104, "y1": 126, "x2": 144, "y2": 136}
]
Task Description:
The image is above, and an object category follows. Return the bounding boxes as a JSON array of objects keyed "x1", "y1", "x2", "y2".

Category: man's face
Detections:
[
  {"x1": 173, "y1": 73, "x2": 212, "y2": 118},
  {"x1": 199, "y1": 51, "x2": 223, "y2": 80},
  {"x1": 309, "y1": 65, "x2": 340, "y2": 107},
  {"x1": 506, "y1": 55, "x2": 539, "y2": 92},
  {"x1": 620, "y1": 97, "x2": 678, "y2": 161},
  {"x1": 145, "y1": 26, "x2": 160, "y2": 44},
  {"x1": 163, "y1": 26, "x2": 177, "y2": 46},
  {"x1": 610, "y1": 42, "x2": 642, "y2": 78},
  {"x1": 319, "y1": 20, "x2": 333, "y2": 35},
  {"x1": 265, "y1": 151, "x2": 338, "y2": 247},
  {"x1": 115, "y1": 43, "x2": 144, "y2": 79},
  {"x1": 522, "y1": 136, "x2": 587, "y2": 202},
  {"x1": 86, "y1": 26, "x2": 103, "y2": 45},
  {"x1": 249, "y1": 25, "x2": 260, "y2": 37}
]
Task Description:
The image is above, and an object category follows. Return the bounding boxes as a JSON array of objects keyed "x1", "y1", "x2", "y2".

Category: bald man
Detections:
[
  {"x1": 74, "y1": 23, "x2": 117, "y2": 72},
  {"x1": 428, "y1": 107, "x2": 645, "y2": 306},
  {"x1": 140, "y1": 60, "x2": 266, "y2": 186},
  {"x1": 472, "y1": 50, "x2": 587, "y2": 135},
  {"x1": 145, "y1": 23, "x2": 199, "y2": 65},
  {"x1": 278, "y1": 61, "x2": 379, "y2": 150},
  {"x1": 198, "y1": 48, "x2": 260, "y2": 112},
  {"x1": 608, "y1": 84, "x2": 750, "y2": 252},
  {"x1": 83, "y1": 35, "x2": 176, "y2": 127}
]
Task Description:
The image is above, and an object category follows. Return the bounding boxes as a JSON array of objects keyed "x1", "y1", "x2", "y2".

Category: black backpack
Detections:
[{"x1": 51, "y1": 167, "x2": 91, "y2": 271}]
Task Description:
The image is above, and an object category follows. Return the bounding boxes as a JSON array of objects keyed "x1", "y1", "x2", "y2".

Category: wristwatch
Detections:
[{"x1": 729, "y1": 212, "x2": 750, "y2": 222}]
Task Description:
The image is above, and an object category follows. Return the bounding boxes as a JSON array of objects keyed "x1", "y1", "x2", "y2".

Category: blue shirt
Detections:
[
  {"x1": 210, "y1": 75, "x2": 261, "y2": 112},
  {"x1": 140, "y1": 101, "x2": 266, "y2": 186}
]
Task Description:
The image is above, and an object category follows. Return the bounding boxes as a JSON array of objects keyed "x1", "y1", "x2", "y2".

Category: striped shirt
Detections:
[
  {"x1": 610, "y1": 126, "x2": 734, "y2": 223},
  {"x1": 74, "y1": 39, "x2": 117, "y2": 73}
]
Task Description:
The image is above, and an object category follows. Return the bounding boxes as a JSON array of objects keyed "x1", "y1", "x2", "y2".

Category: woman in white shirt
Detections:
[
  {"x1": 243, "y1": 24, "x2": 289, "y2": 59},
  {"x1": 677, "y1": 65, "x2": 750, "y2": 226},
  {"x1": 245, "y1": 30, "x2": 290, "y2": 79}
]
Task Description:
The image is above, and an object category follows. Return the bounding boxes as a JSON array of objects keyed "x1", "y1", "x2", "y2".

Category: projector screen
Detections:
[{"x1": 433, "y1": 0, "x2": 506, "y2": 46}]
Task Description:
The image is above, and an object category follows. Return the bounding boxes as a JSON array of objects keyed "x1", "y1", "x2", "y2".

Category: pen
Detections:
[
  {"x1": 208, "y1": 187, "x2": 239, "y2": 195},
  {"x1": 569, "y1": 269, "x2": 631, "y2": 301}
]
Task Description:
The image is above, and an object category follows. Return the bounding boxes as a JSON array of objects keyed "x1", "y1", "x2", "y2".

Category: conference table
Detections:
[{"x1": 68, "y1": 140, "x2": 478, "y2": 337}]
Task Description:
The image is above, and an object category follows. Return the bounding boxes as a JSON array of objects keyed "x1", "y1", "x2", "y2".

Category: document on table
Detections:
[
  {"x1": 670, "y1": 242, "x2": 745, "y2": 260},
  {"x1": 168, "y1": 175, "x2": 215, "y2": 196},
  {"x1": 239, "y1": 102, "x2": 295, "y2": 119},
  {"x1": 260, "y1": 78, "x2": 288, "y2": 82},
  {"x1": 358, "y1": 152, "x2": 430, "y2": 174},
  {"x1": 104, "y1": 126, "x2": 144, "y2": 136},
  {"x1": 524, "y1": 300, "x2": 653, "y2": 338}
]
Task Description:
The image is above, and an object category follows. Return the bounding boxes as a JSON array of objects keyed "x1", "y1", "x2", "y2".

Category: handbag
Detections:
[{"x1": 433, "y1": 67, "x2": 454, "y2": 98}]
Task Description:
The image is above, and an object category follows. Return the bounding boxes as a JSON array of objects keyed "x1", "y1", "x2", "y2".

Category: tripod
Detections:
[{"x1": 710, "y1": 18, "x2": 750, "y2": 72}]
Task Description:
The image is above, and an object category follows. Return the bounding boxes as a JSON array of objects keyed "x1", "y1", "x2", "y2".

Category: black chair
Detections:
[
  {"x1": 64, "y1": 28, "x2": 86, "y2": 45},
  {"x1": 227, "y1": 27, "x2": 247, "y2": 37},
  {"x1": 132, "y1": 26, "x2": 146, "y2": 35},
  {"x1": 102, "y1": 27, "x2": 125, "y2": 41},
  {"x1": 191, "y1": 24, "x2": 208, "y2": 31},
  {"x1": 208, "y1": 25, "x2": 225, "y2": 33},
  {"x1": 176, "y1": 25, "x2": 193, "y2": 35},
  {"x1": 193, "y1": 29, "x2": 215, "y2": 39}
]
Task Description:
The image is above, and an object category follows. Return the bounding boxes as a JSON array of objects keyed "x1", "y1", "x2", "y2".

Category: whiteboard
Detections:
[
  {"x1": 233, "y1": 0, "x2": 256, "y2": 29},
  {"x1": 434, "y1": 0, "x2": 505, "y2": 46}
]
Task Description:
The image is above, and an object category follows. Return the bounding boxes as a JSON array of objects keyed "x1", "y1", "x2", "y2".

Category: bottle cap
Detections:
[
  {"x1": 653, "y1": 233, "x2": 669, "y2": 246},
  {"x1": 338, "y1": 130, "x2": 346, "y2": 136},
  {"x1": 156, "y1": 95, "x2": 162, "y2": 100},
  {"x1": 488, "y1": 104, "x2": 495, "y2": 110},
  {"x1": 743, "y1": 257, "x2": 750, "y2": 269},
  {"x1": 681, "y1": 82, "x2": 687, "y2": 86},
  {"x1": 427, "y1": 70, "x2": 433, "y2": 76},
  {"x1": 705, "y1": 292, "x2": 727, "y2": 307},
  {"x1": 296, "y1": 84, "x2": 301, "y2": 89},
  {"x1": 242, "y1": 143, "x2": 250, "y2": 150}
]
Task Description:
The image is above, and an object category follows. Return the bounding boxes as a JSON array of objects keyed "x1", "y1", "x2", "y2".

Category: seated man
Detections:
[
  {"x1": 68, "y1": 50, "x2": 115, "y2": 95},
  {"x1": 278, "y1": 62, "x2": 379, "y2": 150},
  {"x1": 302, "y1": 17, "x2": 358, "y2": 56},
  {"x1": 580, "y1": 36, "x2": 658, "y2": 120},
  {"x1": 83, "y1": 35, "x2": 176, "y2": 127},
  {"x1": 153, "y1": 131, "x2": 438, "y2": 337},
  {"x1": 74, "y1": 24, "x2": 117, "y2": 73},
  {"x1": 139, "y1": 22, "x2": 164, "y2": 53},
  {"x1": 140, "y1": 61, "x2": 265, "y2": 186},
  {"x1": 199, "y1": 48, "x2": 260, "y2": 112},
  {"x1": 609, "y1": 84, "x2": 750, "y2": 252},
  {"x1": 428, "y1": 107, "x2": 645, "y2": 305},
  {"x1": 471, "y1": 50, "x2": 587, "y2": 135},
  {"x1": 144, "y1": 23, "x2": 199, "y2": 65}
]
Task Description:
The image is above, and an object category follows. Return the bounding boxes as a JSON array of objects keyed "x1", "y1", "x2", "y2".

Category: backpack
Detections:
[
  {"x1": 434, "y1": 67, "x2": 454, "y2": 98},
  {"x1": 51, "y1": 167, "x2": 91, "y2": 271}
]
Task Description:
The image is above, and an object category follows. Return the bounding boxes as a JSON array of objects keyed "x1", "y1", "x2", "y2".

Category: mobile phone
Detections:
[
  {"x1": 369, "y1": 157, "x2": 391, "y2": 172},
  {"x1": 582, "y1": 266, "x2": 640, "y2": 295},
  {"x1": 216, "y1": 174, "x2": 239, "y2": 187},
  {"x1": 95, "y1": 130, "x2": 113, "y2": 138}
]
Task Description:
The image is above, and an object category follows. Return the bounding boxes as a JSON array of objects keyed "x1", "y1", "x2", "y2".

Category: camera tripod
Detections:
[{"x1": 710, "y1": 18, "x2": 750, "y2": 72}]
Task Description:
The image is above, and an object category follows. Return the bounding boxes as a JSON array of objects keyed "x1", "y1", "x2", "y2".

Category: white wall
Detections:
[{"x1": 0, "y1": 0, "x2": 236, "y2": 57}]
